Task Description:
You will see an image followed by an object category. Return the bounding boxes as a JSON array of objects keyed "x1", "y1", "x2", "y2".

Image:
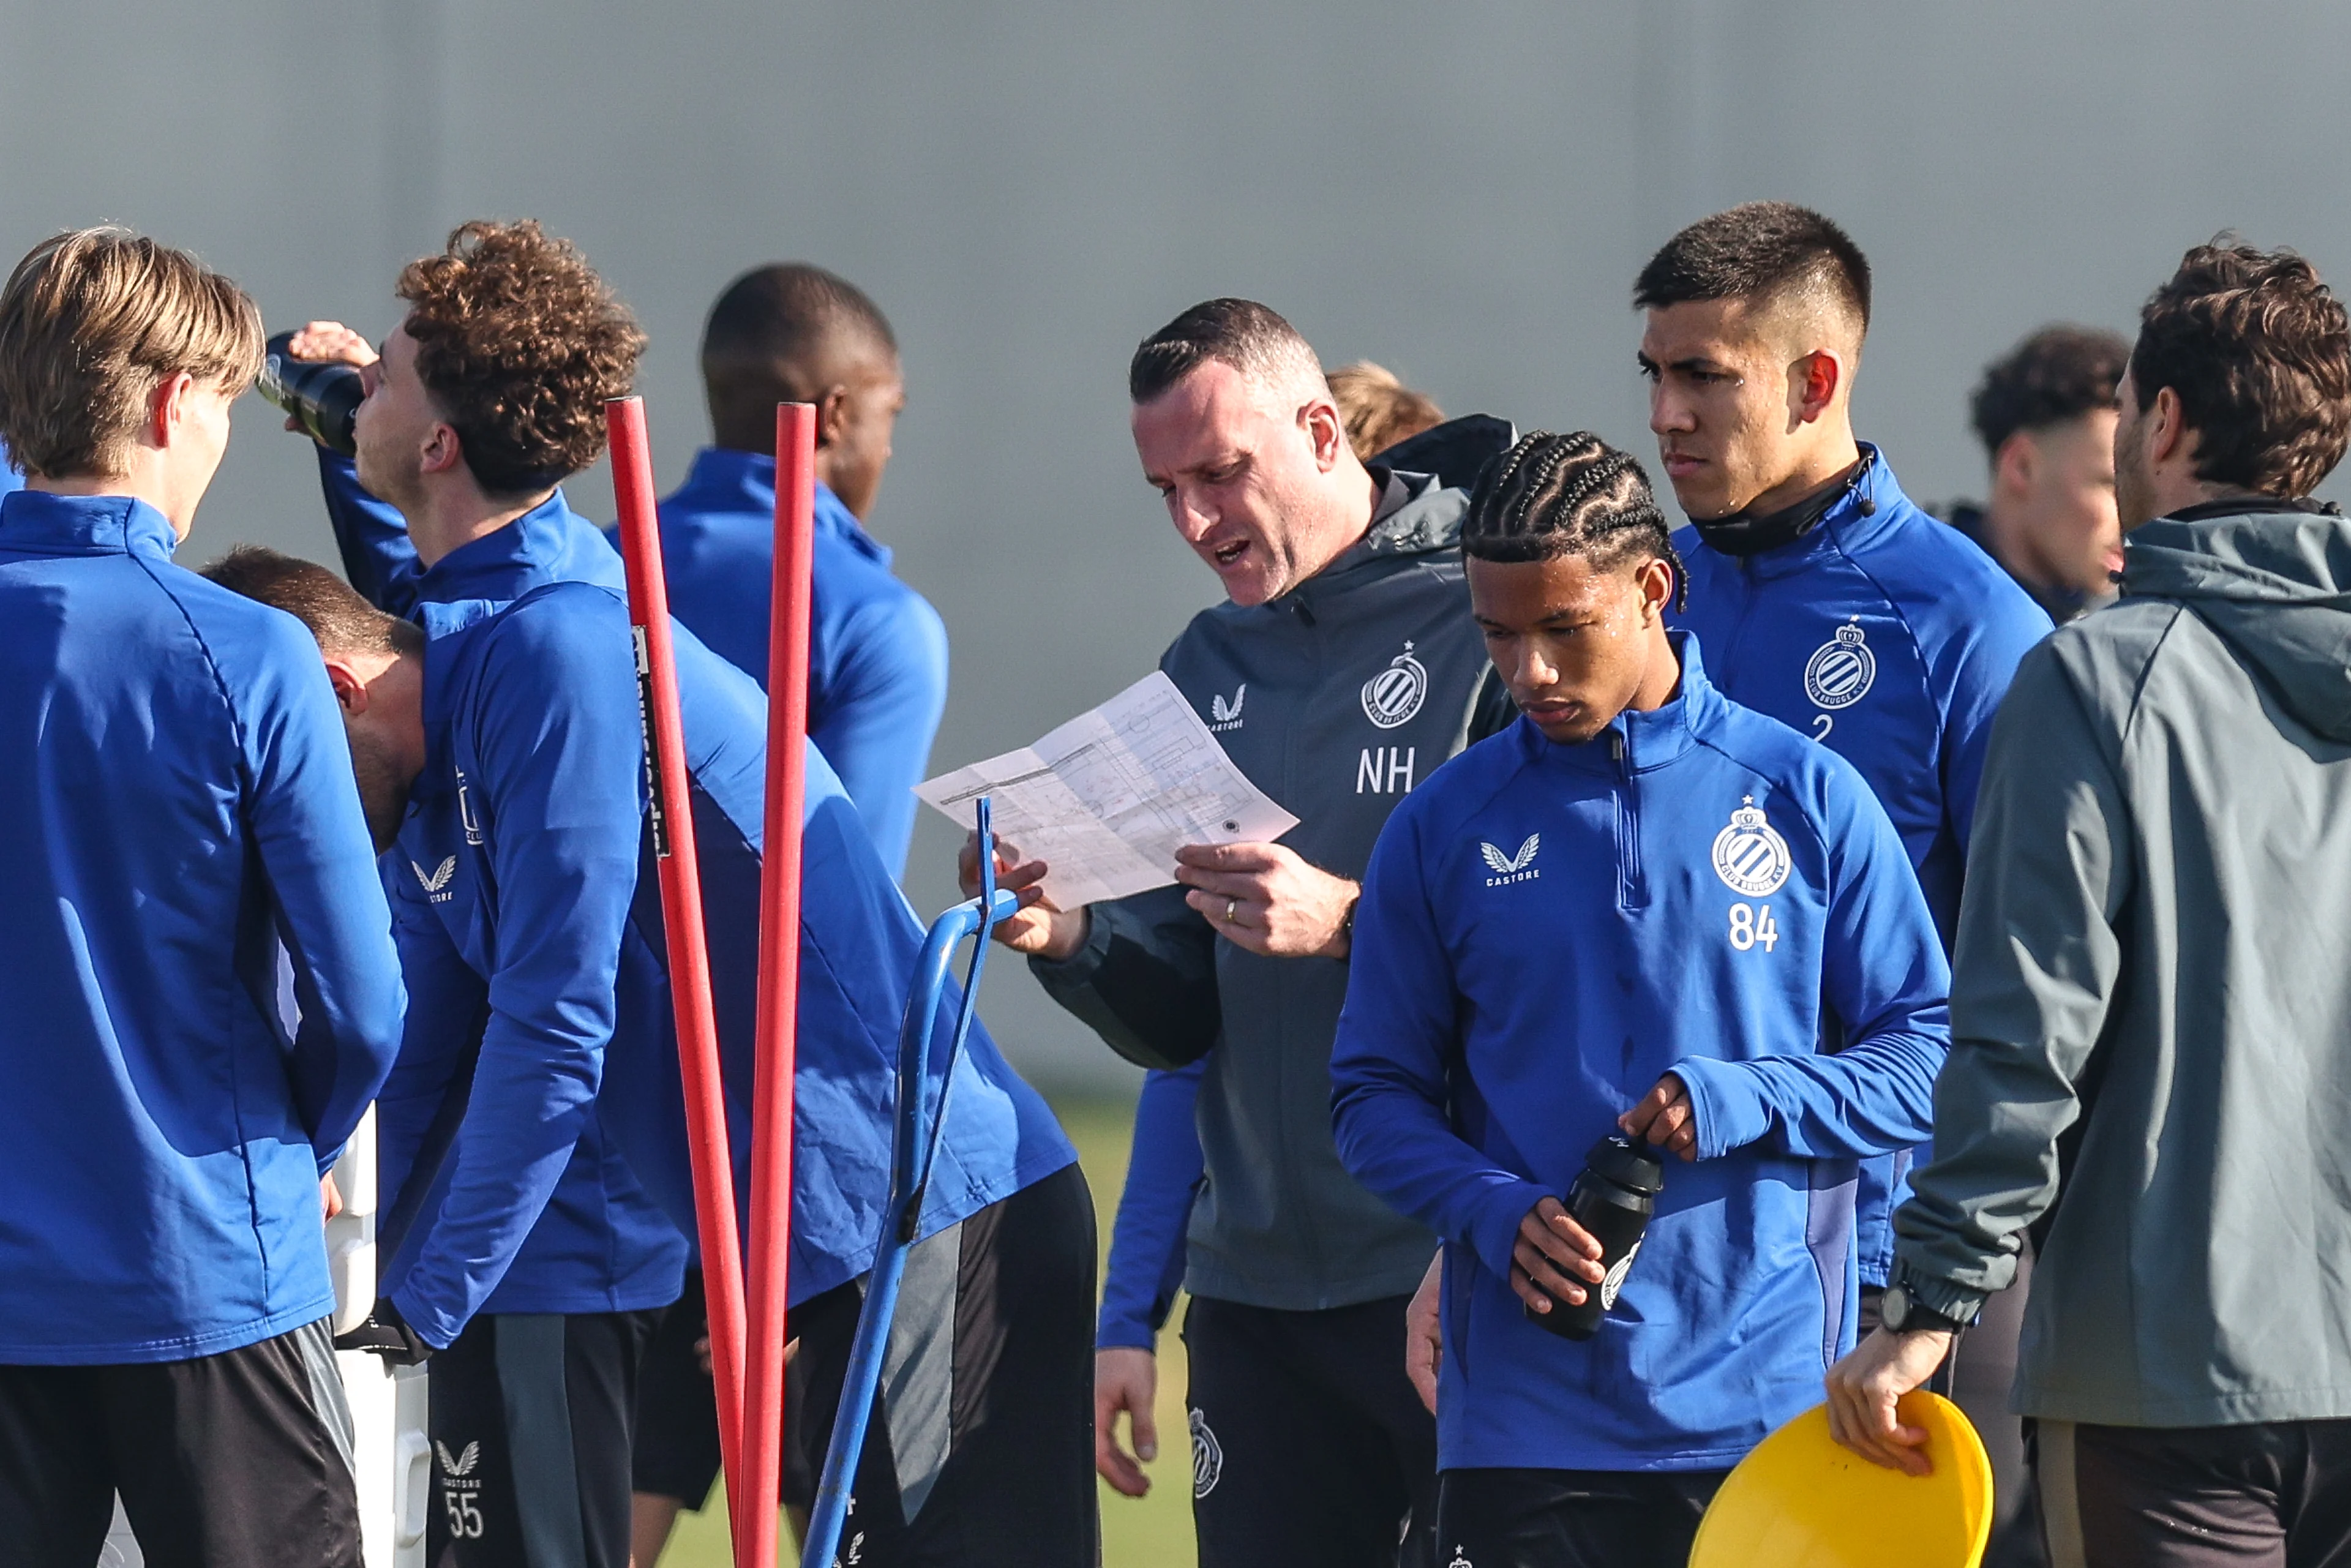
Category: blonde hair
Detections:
[
  {"x1": 0, "y1": 227, "x2": 263, "y2": 479},
  {"x1": 1327, "y1": 361, "x2": 1442, "y2": 459}
]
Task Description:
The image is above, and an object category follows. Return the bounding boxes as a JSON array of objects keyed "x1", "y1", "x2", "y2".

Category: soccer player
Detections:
[
  {"x1": 1624, "y1": 203, "x2": 2053, "y2": 1553},
  {"x1": 628, "y1": 262, "x2": 947, "y2": 880},
  {"x1": 0, "y1": 229, "x2": 403, "y2": 1566},
  {"x1": 1332, "y1": 431, "x2": 1951, "y2": 1568},
  {"x1": 276, "y1": 220, "x2": 1091, "y2": 1566},
  {"x1": 971, "y1": 298, "x2": 1515, "y2": 1566},
  {"x1": 1942, "y1": 325, "x2": 2134, "y2": 625}
]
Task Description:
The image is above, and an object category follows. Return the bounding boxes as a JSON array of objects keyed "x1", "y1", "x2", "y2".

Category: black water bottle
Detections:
[
  {"x1": 1524, "y1": 1135, "x2": 1666, "y2": 1340},
  {"x1": 257, "y1": 330, "x2": 362, "y2": 457}
]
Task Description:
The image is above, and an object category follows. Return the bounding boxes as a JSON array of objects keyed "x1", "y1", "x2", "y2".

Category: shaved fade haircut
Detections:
[
  {"x1": 702, "y1": 263, "x2": 896, "y2": 451},
  {"x1": 1634, "y1": 202, "x2": 1872, "y2": 342},
  {"x1": 202, "y1": 545, "x2": 424, "y2": 659},
  {"x1": 1130, "y1": 298, "x2": 1327, "y2": 405}
]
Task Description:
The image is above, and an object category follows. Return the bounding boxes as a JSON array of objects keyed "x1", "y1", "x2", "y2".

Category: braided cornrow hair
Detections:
[{"x1": 1462, "y1": 430, "x2": 1687, "y2": 610}]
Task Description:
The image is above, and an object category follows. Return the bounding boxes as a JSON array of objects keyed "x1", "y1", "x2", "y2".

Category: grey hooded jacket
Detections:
[
  {"x1": 1894, "y1": 500, "x2": 2351, "y2": 1427},
  {"x1": 1033, "y1": 455, "x2": 1513, "y2": 1310}
]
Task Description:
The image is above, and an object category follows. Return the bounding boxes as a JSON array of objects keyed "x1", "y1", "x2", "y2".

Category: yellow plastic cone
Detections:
[{"x1": 1688, "y1": 1392, "x2": 1993, "y2": 1567}]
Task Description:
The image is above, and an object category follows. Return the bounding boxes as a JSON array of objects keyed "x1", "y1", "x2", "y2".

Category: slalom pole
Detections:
[
  {"x1": 606, "y1": 397, "x2": 751, "y2": 1521},
  {"x1": 741, "y1": 402, "x2": 817, "y2": 1568}
]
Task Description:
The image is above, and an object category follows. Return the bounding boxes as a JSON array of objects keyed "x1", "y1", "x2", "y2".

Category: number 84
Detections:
[{"x1": 1728, "y1": 902, "x2": 1779, "y2": 953}]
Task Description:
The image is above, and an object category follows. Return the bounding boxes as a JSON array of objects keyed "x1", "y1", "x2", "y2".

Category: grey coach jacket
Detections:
[
  {"x1": 1035, "y1": 445, "x2": 1514, "y2": 1310},
  {"x1": 1895, "y1": 500, "x2": 2351, "y2": 1427}
]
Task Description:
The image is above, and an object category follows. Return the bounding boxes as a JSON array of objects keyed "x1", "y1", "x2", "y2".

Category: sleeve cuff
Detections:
[
  {"x1": 1469, "y1": 1179, "x2": 1550, "y2": 1285},
  {"x1": 1027, "y1": 907, "x2": 1109, "y2": 986},
  {"x1": 1667, "y1": 1055, "x2": 1769, "y2": 1159},
  {"x1": 1095, "y1": 1315, "x2": 1158, "y2": 1352},
  {"x1": 1894, "y1": 1265, "x2": 1987, "y2": 1327}
]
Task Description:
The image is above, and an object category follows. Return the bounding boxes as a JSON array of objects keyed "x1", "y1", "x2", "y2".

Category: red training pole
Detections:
[
  {"x1": 605, "y1": 397, "x2": 751, "y2": 1526},
  {"x1": 741, "y1": 402, "x2": 816, "y2": 1568}
]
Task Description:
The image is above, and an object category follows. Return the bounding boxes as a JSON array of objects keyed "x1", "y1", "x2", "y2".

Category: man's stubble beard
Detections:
[{"x1": 348, "y1": 727, "x2": 414, "y2": 855}]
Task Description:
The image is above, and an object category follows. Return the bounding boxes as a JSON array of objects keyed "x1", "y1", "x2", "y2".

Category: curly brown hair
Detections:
[
  {"x1": 396, "y1": 220, "x2": 645, "y2": 497},
  {"x1": 2130, "y1": 242, "x2": 2351, "y2": 498}
]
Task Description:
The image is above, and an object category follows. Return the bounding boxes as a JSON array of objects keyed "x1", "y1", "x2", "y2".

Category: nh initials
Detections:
[{"x1": 1357, "y1": 746, "x2": 1416, "y2": 795}]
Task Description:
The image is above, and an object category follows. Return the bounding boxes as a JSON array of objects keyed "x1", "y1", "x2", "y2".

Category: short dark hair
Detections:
[
  {"x1": 1462, "y1": 430, "x2": 1687, "y2": 610},
  {"x1": 701, "y1": 263, "x2": 897, "y2": 449},
  {"x1": 2128, "y1": 242, "x2": 2351, "y2": 498},
  {"x1": 202, "y1": 546, "x2": 423, "y2": 659},
  {"x1": 1129, "y1": 298, "x2": 1324, "y2": 405},
  {"x1": 1970, "y1": 326, "x2": 2131, "y2": 458},
  {"x1": 1633, "y1": 201, "x2": 1872, "y2": 336},
  {"x1": 396, "y1": 220, "x2": 645, "y2": 499}
]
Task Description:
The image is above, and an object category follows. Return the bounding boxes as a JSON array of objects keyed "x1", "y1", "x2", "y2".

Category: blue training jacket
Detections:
[
  {"x1": 1668, "y1": 447, "x2": 2048, "y2": 1281},
  {"x1": 319, "y1": 455, "x2": 1072, "y2": 1340},
  {"x1": 1097, "y1": 1060, "x2": 1205, "y2": 1349},
  {"x1": 609, "y1": 448, "x2": 950, "y2": 879},
  {"x1": 1330, "y1": 634, "x2": 1951, "y2": 1471},
  {"x1": 0, "y1": 490, "x2": 405, "y2": 1364}
]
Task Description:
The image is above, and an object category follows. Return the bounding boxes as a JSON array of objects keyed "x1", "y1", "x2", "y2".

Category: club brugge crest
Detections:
[
  {"x1": 1802, "y1": 618, "x2": 1876, "y2": 710},
  {"x1": 1711, "y1": 796, "x2": 1791, "y2": 896},
  {"x1": 1361, "y1": 641, "x2": 1429, "y2": 729}
]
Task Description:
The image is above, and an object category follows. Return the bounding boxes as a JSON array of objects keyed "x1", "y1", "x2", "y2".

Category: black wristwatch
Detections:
[{"x1": 1879, "y1": 1281, "x2": 1965, "y2": 1335}]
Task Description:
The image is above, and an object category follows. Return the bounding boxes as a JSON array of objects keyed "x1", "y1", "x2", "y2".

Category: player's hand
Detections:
[
  {"x1": 277, "y1": 321, "x2": 380, "y2": 433},
  {"x1": 1510, "y1": 1197, "x2": 1605, "y2": 1318},
  {"x1": 1824, "y1": 1326, "x2": 1952, "y2": 1476},
  {"x1": 320, "y1": 1172, "x2": 344, "y2": 1223},
  {"x1": 1405, "y1": 1251, "x2": 1443, "y2": 1415},
  {"x1": 1173, "y1": 841, "x2": 1357, "y2": 959},
  {"x1": 1094, "y1": 1347, "x2": 1160, "y2": 1498},
  {"x1": 1619, "y1": 1072, "x2": 1699, "y2": 1160},
  {"x1": 958, "y1": 833, "x2": 1088, "y2": 961},
  {"x1": 287, "y1": 320, "x2": 378, "y2": 369}
]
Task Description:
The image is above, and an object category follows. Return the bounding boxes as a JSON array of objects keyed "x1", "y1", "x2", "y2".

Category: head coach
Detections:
[{"x1": 962, "y1": 298, "x2": 1512, "y2": 1568}]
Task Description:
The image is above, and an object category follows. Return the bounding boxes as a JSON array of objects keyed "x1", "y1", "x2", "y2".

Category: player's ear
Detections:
[
  {"x1": 816, "y1": 383, "x2": 853, "y2": 451},
  {"x1": 1635, "y1": 556, "x2": 1674, "y2": 623},
  {"x1": 323, "y1": 656, "x2": 370, "y2": 717},
  {"x1": 1303, "y1": 395, "x2": 1347, "y2": 472}
]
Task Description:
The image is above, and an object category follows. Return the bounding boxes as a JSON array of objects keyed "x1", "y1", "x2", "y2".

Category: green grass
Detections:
[{"x1": 660, "y1": 1090, "x2": 1197, "y2": 1566}]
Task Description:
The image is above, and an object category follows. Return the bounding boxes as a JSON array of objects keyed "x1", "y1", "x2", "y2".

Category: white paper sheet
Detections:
[{"x1": 915, "y1": 671, "x2": 1299, "y2": 908}]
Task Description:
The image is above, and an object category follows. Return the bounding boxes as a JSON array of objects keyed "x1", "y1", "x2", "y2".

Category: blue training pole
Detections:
[{"x1": 800, "y1": 800, "x2": 1011, "y2": 1568}]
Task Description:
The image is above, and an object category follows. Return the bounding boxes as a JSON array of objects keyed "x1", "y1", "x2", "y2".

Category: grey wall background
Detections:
[{"x1": 6, "y1": 1, "x2": 2346, "y2": 1090}]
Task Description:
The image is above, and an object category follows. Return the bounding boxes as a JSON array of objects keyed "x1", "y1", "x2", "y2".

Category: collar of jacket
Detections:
[
  {"x1": 2159, "y1": 493, "x2": 2344, "y2": 525},
  {"x1": 413, "y1": 488, "x2": 597, "y2": 603},
  {"x1": 677, "y1": 446, "x2": 887, "y2": 568},
  {"x1": 1515, "y1": 628, "x2": 1717, "y2": 775},
  {"x1": 1691, "y1": 444, "x2": 1883, "y2": 561},
  {"x1": 1693, "y1": 445, "x2": 1913, "y2": 583},
  {"x1": 1274, "y1": 466, "x2": 1464, "y2": 621},
  {"x1": 0, "y1": 489, "x2": 179, "y2": 560}
]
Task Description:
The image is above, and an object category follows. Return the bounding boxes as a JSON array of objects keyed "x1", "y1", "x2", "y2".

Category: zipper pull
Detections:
[{"x1": 1611, "y1": 731, "x2": 1625, "y2": 765}]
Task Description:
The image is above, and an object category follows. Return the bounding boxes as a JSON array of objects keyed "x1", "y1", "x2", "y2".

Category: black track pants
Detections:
[
  {"x1": 1434, "y1": 1465, "x2": 1726, "y2": 1568},
  {"x1": 2033, "y1": 1417, "x2": 2351, "y2": 1568},
  {"x1": 1183, "y1": 1292, "x2": 1439, "y2": 1568}
]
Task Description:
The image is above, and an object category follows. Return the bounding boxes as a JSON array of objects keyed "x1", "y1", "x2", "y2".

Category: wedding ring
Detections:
[{"x1": 1225, "y1": 898, "x2": 1238, "y2": 923}]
